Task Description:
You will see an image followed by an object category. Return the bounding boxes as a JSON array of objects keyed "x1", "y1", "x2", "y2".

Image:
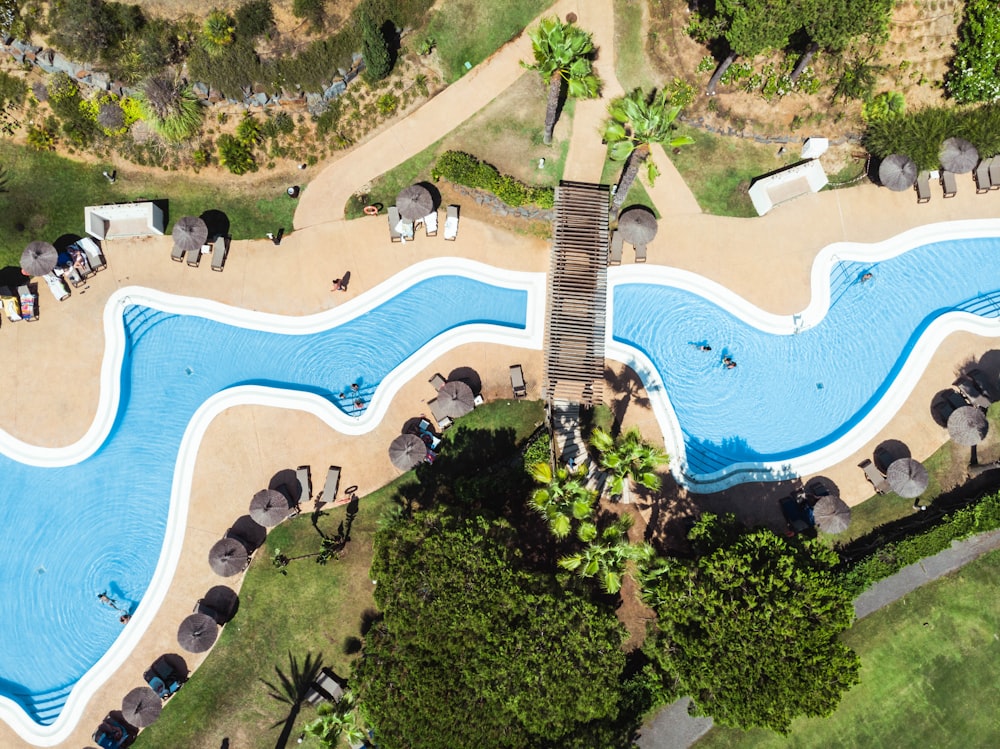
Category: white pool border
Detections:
[
  {"x1": 607, "y1": 218, "x2": 1000, "y2": 493},
  {"x1": 0, "y1": 257, "x2": 544, "y2": 745}
]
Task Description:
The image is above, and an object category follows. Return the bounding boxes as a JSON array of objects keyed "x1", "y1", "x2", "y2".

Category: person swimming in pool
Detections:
[
  {"x1": 861, "y1": 272, "x2": 873, "y2": 282},
  {"x1": 723, "y1": 356, "x2": 737, "y2": 369},
  {"x1": 690, "y1": 342, "x2": 712, "y2": 352}
]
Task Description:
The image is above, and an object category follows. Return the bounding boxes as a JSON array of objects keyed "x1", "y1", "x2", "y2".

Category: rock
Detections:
[
  {"x1": 323, "y1": 81, "x2": 346, "y2": 99},
  {"x1": 90, "y1": 71, "x2": 110, "y2": 90},
  {"x1": 192, "y1": 81, "x2": 209, "y2": 97},
  {"x1": 251, "y1": 92, "x2": 268, "y2": 106}
]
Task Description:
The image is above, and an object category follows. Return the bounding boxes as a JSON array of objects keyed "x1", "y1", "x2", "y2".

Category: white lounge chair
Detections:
[
  {"x1": 443, "y1": 205, "x2": 459, "y2": 241},
  {"x1": 634, "y1": 243, "x2": 647, "y2": 263},
  {"x1": 423, "y1": 210, "x2": 438, "y2": 237},
  {"x1": 388, "y1": 207, "x2": 402, "y2": 242},
  {"x1": 42, "y1": 272, "x2": 69, "y2": 301},
  {"x1": 318, "y1": 465, "x2": 341, "y2": 505},
  {"x1": 78, "y1": 237, "x2": 106, "y2": 271}
]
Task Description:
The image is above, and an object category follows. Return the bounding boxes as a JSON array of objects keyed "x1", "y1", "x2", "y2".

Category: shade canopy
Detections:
[
  {"x1": 617, "y1": 207, "x2": 658, "y2": 245},
  {"x1": 172, "y1": 215, "x2": 209, "y2": 252},
  {"x1": 20, "y1": 241, "x2": 58, "y2": 276},
  {"x1": 122, "y1": 685, "x2": 162, "y2": 727},
  {"x1": 177, "y1": 612, "x2": 218, "y2": 653},
  {"x1": 396, "y1": 185, "x2": 433, "y2": 221},
  {"x1": 438, "y1": 380, "x2": 475, "y2": 419},
  {"x1": 948, "y1": 405, "x2": 988, "y2": 446},
  {"x1": 812, "y1": 495, "x2": 851, "y2": 534},
  {"x1": 249, "y1": 488, "x2": 290, "y2": 527},
  {"x1": 886, "y1": 457, "x2": 929, "y2": 498},
  {"x1": 940, "y1": 137, "x2": 979, "y2": 174},
  {"x1": 389, "y1": 433, "x2": 427, "y2": 471},
  {"x1": 208, "y1": 537, "x2": 248, "y2": 577},
  {"x1": 878, "y1": 154, "x2": 917, "y2": 191}
]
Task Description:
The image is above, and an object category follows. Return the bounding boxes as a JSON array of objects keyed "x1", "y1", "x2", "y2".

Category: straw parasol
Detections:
[
  {"x1": 177, "y1": 612, "x2": 218, "y2": 653},
  {"x1": 812, "y1": 495, "x2": 851, "y2": 534},
  {"x1": 389, "y1": 433, "x2": 427, "y2": 471},
  {"x1": 249, "y1": 488, "x2": 290, "y2": 527},
  {"x1": 617, "y1": 208, "x2": 658, "y2": 245},
  {"x1": 396, "y1": 185, "x2": 433, "y2": 221},
  {"x1": 438, "y1": 380, "x2": 475, "y2": 419},
  {"x1": 940, "y1": 137, "x2": 979, "y2": 174},
  {"x1": 208, "y1": 537, "x2": 248, "y2": 577},
  {"x1": 20, "y1": 241, "x2": 58, "y2": 276},
  {"x1": 122, "y1": 686, "x2": 162, "y2": 727},
  {"x1": 886, "y1": 457, "x2": 929, "y2": 498},
  {"x1": 878, "y1": 154, "x2": 917, "y2": 191},
  {"x1": 172, "y1": 216, "x2": 209, "y2": 252},
  {"x1": 948, "y1": 405, "x2": 988, "y2": 446}
]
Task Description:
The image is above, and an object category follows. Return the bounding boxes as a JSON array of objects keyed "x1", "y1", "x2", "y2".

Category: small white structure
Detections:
[
  {"x1": 801, "y1": 137, "x2": 829, "y2": 159},
  {"x1": 84, "y1": 202, "x2": 165, "y2": 240},
  {"x1": 748, "y1": 160, "x2": 829, "y2": 216}
]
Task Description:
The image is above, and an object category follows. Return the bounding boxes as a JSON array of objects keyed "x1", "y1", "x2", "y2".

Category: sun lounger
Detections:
[
  {"x1": 171, "y1": 243, "x2": 185, "y2": 262},
  {"x1": 915, "y1": 171, "x2": 931, "y2": 203},
  {"x1": 211, "y1": 237, "x2": 228, "y2": 271},
  {"x1": 444, "y1": 205, "x2": 459, "y2": 241},
  {"x1": 437, "y1": 415, "x2": 453, "y2": 430},
  {"x1": 0, "y1": 288, "x2": 19, "y2": 322},
  {"x1": 424, "y1": 210, "x2": 438, "y2": 237},
  {"x1": 510, "y1": 364, "x2": 527, "y2": 399},
  {"x1": 428, "y1": 397, "x2": 450, "y2": 425},
  {"x1": 990, "y1": 157, "x2": 1000, "y2": 189},
  {"x1": 57, "y1": 262, "x2": 85, "y2": 288},
  {"x1": 634, "y1": 243, "x2": 647, "y2": 263},
  {"x1": 148, "y1": 658, "x2": 183, "y2": 698},
  {"x1": 388, "y1": 206, "x2": 402, "y2": 242},
  {"x1": 186, "y1": 246, "x2": 201, "y2": 267},
  {"x1": 429, "y1": 373, "x2": 446, "y2": 390},
  {"x1": 859, "y1": 458, "x2": 890, "y2": 494},
  {"x1": 955, "y1": 374, "x2": 991, "y2": 409},
  {"x1": 78, "y1": 236, "x2": 106, "y2": 271},
  {"x1": 304, "y1": 668, "x2": 344, "y2": 706},
  {"x1": 319, "y1": 465, "x2": 341, "y2": 504},
  {"x1": 399, "y1": 218, "x2": 414, "y2": 241},
  {"x1": 609, "y1": 230, "x2": 623, "y2": 265},
  {"x1": 941, "y1": 169, "x2": 958, "y2": 198},
  {"x1": 18, "y1": 285, "x2": 36, "y2": 321},
  {"x1": 296, "y1": 465, "x2": 311, "y2": 503},
  {"x1": 975, "y1": 159, "x2": 992, "y2": 193},
  {"x1": 42, "y1": 272, "x2": 69, "y2": 301},
  {"x1": 70, "y1": 247, "x2": 95, "y2": 279}
]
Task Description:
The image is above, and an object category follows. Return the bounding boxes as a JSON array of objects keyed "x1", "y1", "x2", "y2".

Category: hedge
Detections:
[
  {"x1": 837, "y1": 490, "x2": 1000, "y2": 596},
  {"x1": 431, "y1": 150, "x2": 554, "y2": 209}
]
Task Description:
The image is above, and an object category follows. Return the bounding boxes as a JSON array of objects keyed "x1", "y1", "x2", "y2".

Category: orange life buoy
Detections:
[{"x1": 364, "y1": 205, "x2": 379, "y2": 216}]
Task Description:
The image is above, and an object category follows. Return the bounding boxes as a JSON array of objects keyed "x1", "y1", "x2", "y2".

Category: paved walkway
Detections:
[{"x1": 638, "y1": 528, "x2": 1000, "y2": 748}]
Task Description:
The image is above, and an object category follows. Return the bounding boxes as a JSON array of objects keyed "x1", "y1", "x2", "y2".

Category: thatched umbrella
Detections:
[
  {"x1": 177, "y1": 612, "x2": 218, "y2": 653},
  {"x1": 940, "y1": 137, "x2": 979, "y2": 174},
  {"x1": 249, "y1": 488, "x2": 290, "y2": 527},
  {"x1": 208, "y1": 537, "x2": 248, "y2": 577},
  {"x1": 20, "y1": 241, "x2": 58, "y2": 276},
  {"x1": 812, "y1": 495, "x2": 851, "y2": 534},
  {"x1": 948, "y1": 405, "x2": 988, "y2": 446},
  {"x1": 617, "y1": 208, "x2": 658, "y2": 245},
  {"x1": 396, "y1": 185, "x2": 433, "y2": 221},
  {"x1": 389, "y1": 433, "x2": 426, "y2": 471},
  {"x1": 878, "y1": 154, "x2": 917, "y2": 191},
  {"x1": 886, "y1": 457, "x2": 929, "y2": 498},
  {"x1": 438, "y1": 380, "x2": 475, "y2": 418},
  {"x1": 172, "y1": 216, "x2": 209, "y2": 252},
  {"x1": 122, "y1": 686, "x2": 162, "y2": 727}
]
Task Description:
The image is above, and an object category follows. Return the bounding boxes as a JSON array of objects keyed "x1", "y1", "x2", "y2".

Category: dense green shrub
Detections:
[
  {"x1": 46, "y1": 72, "x2": 98, "y2": 145},
  {"x1": 359, "y1": 0, "x2": 393, "y2": 82},
  {"x1": 838, "y1": 491, "x2": 1000, "y2": 595},
  {"x1": 235, "y1": 0, "x2": 274, "y2": 38},
  {"x1": 188, "y1": 41, "x2": 261, "y2": 99},
  {"x1": 521, "y1": 429, "x2": 550, "y2": 470},
  {"x1": 432, "y1": 150, "x2": 554, "y2": 208},
  {"x1": 865, "y1": 102, "x2": 1000, "y2": 168},
  {"x1": 137, "y1": 75, "x2": 205, "y2": 141},
  {"x1": 26, "y1": 124, "x2": 56, "y2": 151},
  {"x1": 946, "y1": 0, "x2": 1000, "y2": 103},
  {"x1": 47, "y1": 0, "x2": 144, "y2": 63},
  {"x1": 0, "y1": 70, "x2": 26, "y2": 111},
  {"x1": 217, "y1": 133, "x2": 257, "y2": 174},
  {"x1": 292, "y1": 0, "x2": 325, "y2": 31},
  {"x1": 235, "y1": 113, "x2": 262, "y2": 145}
]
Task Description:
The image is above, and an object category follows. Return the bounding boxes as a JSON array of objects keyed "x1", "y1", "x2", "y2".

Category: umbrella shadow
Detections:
[
  {"x1": 52, "y1": 233, "x2": 81, "y2": 252},
  {"x1": 200, "y1": 209, "x2": 231, "y2": 241},
  {"x1": 874, "y1": 439, "x2": 911, "y2": 473},
  {"x1": 143, "y1": 653, "x2": 189, "y2": 686},
  {"x1": 931, "y1": 388, "x2": 965, "y2": 427},
  {"x1": 269, "y1": 468, "x2": 301, "y2": 504},
  {"x1": 0, "y1": 266, "x2": 25, "y2": 289},
  {"x1": 198, "y1": 585, "x2": 240, "y2": 624},
  {"x1": 227, "y1": 515, "x2": 268, "y2": 552},
  {"x1": 416, "y1": 180, "x2": 441, "y2": 212},
  {"x1": 446, "y1": 366, "x2": 481, "y2": 395}
]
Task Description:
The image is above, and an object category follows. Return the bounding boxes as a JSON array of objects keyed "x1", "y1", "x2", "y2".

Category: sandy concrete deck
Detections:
[{"x1": 5, "y1": 0, "x2": 1000, "y2": 743}]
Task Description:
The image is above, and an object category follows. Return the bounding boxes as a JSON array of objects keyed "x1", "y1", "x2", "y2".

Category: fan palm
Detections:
[
  {"x1": 559, "y1": 515, "x2": 655, "y2": 594},
  {"x1": 522, "y1": 17, "x2": 600, "y2": 145},
  {"x1": 529, "y1": 461, "x2": 596, "y2": 539},
  {"x1": 590, "y1": 426, "x2": 669, "y2": 501},
  {"x1": 604, "y1": 88, "x2": 694, "y2": 214},
  {"x1": 202, "y1": 9, "x2": 235, "y2": 56}
]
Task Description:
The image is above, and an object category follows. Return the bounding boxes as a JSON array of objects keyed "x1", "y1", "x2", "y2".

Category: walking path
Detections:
[{"x1": 637, "y1": 528, "x2": 1000, "y2": 748}]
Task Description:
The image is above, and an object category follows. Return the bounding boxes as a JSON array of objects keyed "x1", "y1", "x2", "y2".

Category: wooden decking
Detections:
[{"x1": 544, "y1": 181, "x2": 609, "y2": 406}]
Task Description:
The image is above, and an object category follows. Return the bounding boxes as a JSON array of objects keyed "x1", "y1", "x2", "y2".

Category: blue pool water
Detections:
[
  {"x1": 612, "y1": 236, "x2": 1000, "y2": 479},
  {"x1": 0, "y1": 275, "x2": 527, "y2": 725}
]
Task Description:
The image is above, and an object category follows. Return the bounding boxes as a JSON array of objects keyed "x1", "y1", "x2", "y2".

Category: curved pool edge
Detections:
[
  {"x1": 607, "y1": 219, "x2": 1000, "y2": 493},
  {"x1": 0, "y1": 257, "x2": 545, "y2": 746}
]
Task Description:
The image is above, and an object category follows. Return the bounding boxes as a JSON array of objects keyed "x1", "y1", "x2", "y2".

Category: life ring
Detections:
[
  {"x1": 363, "y1": 205, "x2": 379, "y2": 216},
  {"x1": 344, "y1": 485, "x2": 359, "y2": 495}
]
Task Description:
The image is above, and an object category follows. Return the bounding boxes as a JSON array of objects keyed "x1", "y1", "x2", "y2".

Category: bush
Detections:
[
  {"x1": 376, "y1": 92, "x2": 398, "y2": 115},
  {"x1": 864, "y1": 101, "x2": 1000, "y2": 168},
  {"x1": 235, "y1": 0, "x2": 274, "y2": 38},
  {"x1": 202, "y1": 9, "x2": 236, "y2": 56},
  {"x1": 359, "y1": 0, "x2": 393, "y2": 82},
  {"x1": 26, "y1": 124, "x2": 56, "y2": 151},
  {"x1": 188, "y1": 41, "x2": 261, "y2": 99},
  {"x1": 292, "y1": 0, "x2": 325, "y2": 31},
  {"x1": 138, "y1": 75, "x2": 205, "y2": 141},
  {"x1": 432, "y1": 150, "x2": 554, "y2": 208},
  {"x1": 217, "y1": 133, "x2": 257, "y2": 174},
  {"x1": 235, "y1": 112, "x2": 262, "y2": 145},
  {"x1": 946, "y1": 0, "x2": 1000, "y2": 103}
]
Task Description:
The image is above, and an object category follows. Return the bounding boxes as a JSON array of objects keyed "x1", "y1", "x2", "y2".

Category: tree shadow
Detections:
[
  {"x1": 603, "y1": 364, "x2": 652, "y2": 437},
  {"x1": 261, "y1": 651, "x2": 324, "y2": 749},
  {"x1": 359, "y1": 608, "x2": 380, "y2": 636}
]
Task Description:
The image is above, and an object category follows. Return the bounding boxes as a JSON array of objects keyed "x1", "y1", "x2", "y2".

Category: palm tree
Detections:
[
  {"x1": 305, "y1": 690, "x2": 371, "y2": 748},
  {"x1": 202, "y1": 9, "x2": 235, "y2": 56},
  {"x1": 559, "y1": 515, "x2": 654, "y2": 594},
  {"x1": 528, "y1": 461, "x2": 596, "y2": 540},
  {"x1": 522, "y1": 17, "x2": 600, "y2": 145},
  {"x1": 604, "y1": 88, "x2": 694, "y2": 214},
  {"x1": 590, "y1": 426, "x2": 669, "y2": 502}
]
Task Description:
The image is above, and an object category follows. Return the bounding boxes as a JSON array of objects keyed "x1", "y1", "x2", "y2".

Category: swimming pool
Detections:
[
  {"x1": 608, "y1": 220, "x2": 1000, "y2": 491},
  {"x1": 0, "y1": 258, "x2": 544, "y2": 745}
]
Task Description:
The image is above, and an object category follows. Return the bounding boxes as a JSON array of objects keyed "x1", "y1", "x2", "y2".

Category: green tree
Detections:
[
  {"x1": 358, "y1": 0, "x2": 392, "y2": 83},
  {"x1": 641, "y1": 513, "x2": 860, "y2": 734},
  {"x1": 528, "y1": 461, "x2": 596, "y2": 540},
  {"x1": 704, "y1": 0, "x2": 801, "y2": 95},
  {"x1": 353, "y1": 510, "x2": 628, "y2": 748},
  {"x1": 559, "y1": 514, "x2": 654, "y2": 594},
  {"x1": 589, "y1": 425, "x2": 669, "y2": 500},
  {"x1": 790, "y1": 0, "x2": 893, "y2": 82},
  {"x1": 946, "y1": 0, "x2": 1000, "y2": 103},
  {"x1": 304, "y1": 690, "x2": 370, "y2": 748},
  {"x1": 522, "y1": 17, "x2": 600, "y2": 145},
  {"x1": 202, "y1": 9, "x2": 235, "y2": 56},
  {"x1": 604, "y1": 88, "x2": 693, "y2": 215}
]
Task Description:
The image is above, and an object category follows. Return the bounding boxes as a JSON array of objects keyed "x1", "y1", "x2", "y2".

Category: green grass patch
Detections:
[
  {"x1": 613, "y1": 0, "x2": 660, "y2": 93},
  {"x1": 0, "y1": 141, "x2": 296, "y2": 266},
  {"x1": 666, "y1": 125, "x2": 799, "y2": 217},
  {"x1": 425, "y1": 0, "x2": 551, "y2": 83},
  {"x1": 344, "y1": 138, "x2": 442, "y2": 219},
  {"x1": 694, "y1": 548, "x2": 1000, "y2": 748}
]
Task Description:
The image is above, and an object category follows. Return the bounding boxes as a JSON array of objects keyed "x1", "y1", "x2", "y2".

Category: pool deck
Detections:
[{"x1": 6, "y1": 0, "x2": 1000, "y2": 744}]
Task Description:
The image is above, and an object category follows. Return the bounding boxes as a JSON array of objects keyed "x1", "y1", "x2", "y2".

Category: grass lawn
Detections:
[
  {"x1": 694, "y1": 547, "x2": 1000, "y2": 748},
  {"x1": 0, "y1": 141, "x2": 296, "y2": 267},
  {"x1": 614, "y1": 0, "x2": 661, "y2": 93},
  {"x1": 132, "y1": 399, "x2": 544, "y2": 749},
  {"x1": 425, "y1": 0, "x2": 552, "y2": 83}
]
